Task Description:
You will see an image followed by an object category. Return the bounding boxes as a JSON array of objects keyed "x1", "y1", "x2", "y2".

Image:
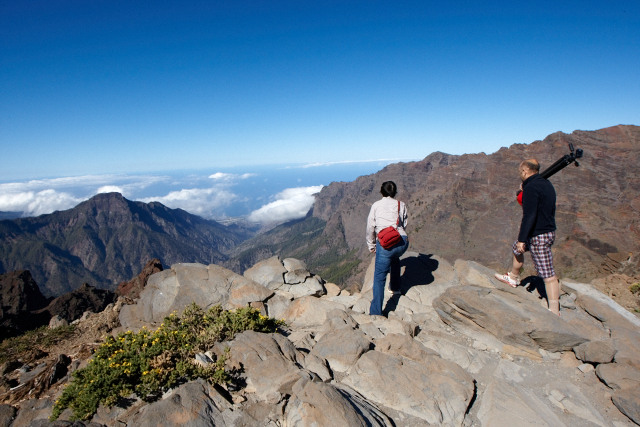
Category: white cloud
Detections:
[
  {"x1": 138, "y1": 172, "x2": 260, "y2": 218},
  {"x1": 209, "y1": 172, "x2": 234, "y2": 180},
  {"x1": 0, "y1": 189, "x2": 82, "y2": 217},
  {"x1": 97, "y1": 185, "x2": 124, "y2": 194},
  {"x1": 140, "y1": 187, "x2": 238, "y2": 218},
  {"x1": 209, "y1": 172, "x2": 256, "y2": 181},
  {"x1": 0, "y1": 172, "x2": 255, "y2": 219},
  {"x1": 248, "y1": 185, "x2": 323, "y2": 224},
  {"x1": 0, "y1": 174, "x2": 168, "y2": 217},
  {"x1": 0, "y1": 174, "x2": 167, "y2": 192}
]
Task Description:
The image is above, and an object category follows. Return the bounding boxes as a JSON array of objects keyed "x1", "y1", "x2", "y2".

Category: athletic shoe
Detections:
[{"x1": 494, "y1": 272, "x2": 520, "y2": 288}]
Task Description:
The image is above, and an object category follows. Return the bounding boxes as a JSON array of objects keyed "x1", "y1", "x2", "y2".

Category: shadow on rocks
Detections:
[
  {"x1": 383, "y1": 253, "x2": 439, "y2": 316},
  {"x1": 522, "y1": 275, "x2": 547, "y2": 300}
]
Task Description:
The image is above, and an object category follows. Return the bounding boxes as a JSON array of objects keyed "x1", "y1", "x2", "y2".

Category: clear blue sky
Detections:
[{"x1": 1, "y1": 0, "x2": 639, "y2": 181}]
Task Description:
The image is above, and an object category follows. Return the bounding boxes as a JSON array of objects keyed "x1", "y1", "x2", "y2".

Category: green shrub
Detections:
[
  {"x1": 630, "y1": 283, "x2": 640, "y2": 295},
  {"x1": 51, "y1": 304, "x2": 285, "y2": 421}
]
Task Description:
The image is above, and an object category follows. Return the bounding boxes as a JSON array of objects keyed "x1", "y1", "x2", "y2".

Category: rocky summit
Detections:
[{"x1": 2, "y1": 253, "x2": 639, "y2": 426}]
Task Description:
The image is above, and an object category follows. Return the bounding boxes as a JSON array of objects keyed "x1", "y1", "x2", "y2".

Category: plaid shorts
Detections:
[{"x1": 512, "y1": 231, "x2": 556, "y2": 279}]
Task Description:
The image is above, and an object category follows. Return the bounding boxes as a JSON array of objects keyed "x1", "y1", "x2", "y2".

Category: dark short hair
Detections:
[{"x1": 380, "y1": 181, "x2": 397, "y2": 197}]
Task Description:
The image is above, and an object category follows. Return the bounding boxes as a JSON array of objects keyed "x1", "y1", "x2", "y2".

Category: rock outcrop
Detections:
[
  {"x1": 3, "y1": 252, "x2": 640, "y2": 426},
  {"x1": 37, "y1": 283, "x2": 117, "y2": 324},
  {"x1": 115, "y1": 258, "x2": 164, "y2": 300},
  {"x1": 1, "y1": 270, "x2": 120, "y2": 339},
  {"x1": 0, "y1": 270, "x2": 51, "y2": 338}
]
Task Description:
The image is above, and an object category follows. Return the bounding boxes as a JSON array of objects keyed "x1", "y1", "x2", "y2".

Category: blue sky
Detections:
[{"x1": 1, "y1": 1, "x2": 639, "y2": 222}]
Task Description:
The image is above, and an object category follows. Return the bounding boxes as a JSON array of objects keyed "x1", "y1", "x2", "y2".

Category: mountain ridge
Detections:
[
  {"x1": 231, "y1": 125, "x2": 640, "y2": 290},
  {"x1": 0, "y1": 192, "x2": 254, "y2": 296},
  {"x1": 1, "y1": 125, "x2": 638, "y2": 297}
]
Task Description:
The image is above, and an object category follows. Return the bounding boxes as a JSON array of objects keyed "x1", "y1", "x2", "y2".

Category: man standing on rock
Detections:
[{"x1": 495, "y1": 159, "x2": 561, "y2": 316}]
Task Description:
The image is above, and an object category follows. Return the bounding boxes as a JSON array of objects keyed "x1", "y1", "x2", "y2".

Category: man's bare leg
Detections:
[
  {"x1": 510, "y1": 253, "x2": 524, "y2": 279},
  {"x1": 544, "y1": 275, "x2": 560, "y2": 315}
]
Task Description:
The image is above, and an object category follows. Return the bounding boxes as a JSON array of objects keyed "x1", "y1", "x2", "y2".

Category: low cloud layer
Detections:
[
  {"x1": 0, "y1": 174, "x2": 169, "y2": 217},
  {"x1": 0, "y1": 172, "x2": 321, "y2": 225},
  {"x1": 139, "y1": 187, "x2": 238, "y2": 218},
  {"x1": 247, "y1": 185, "x2": 323, "y2": 224},
  {"x1": 0, "y1": 161, "x2": 391, "y2": 224},
  {"x1": 0, "y1": 189, "x2": 82, "y2": 217}
]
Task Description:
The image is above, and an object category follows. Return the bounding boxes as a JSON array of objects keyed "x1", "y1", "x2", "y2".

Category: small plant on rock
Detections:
[{"x1": 51, "y1": 304, "x2": 285, "y2": 421}]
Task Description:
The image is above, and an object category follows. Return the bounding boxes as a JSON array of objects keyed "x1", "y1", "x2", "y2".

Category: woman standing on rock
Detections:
[{"x1": 366, "y1": 181, "x2": 409, "y2": 316}]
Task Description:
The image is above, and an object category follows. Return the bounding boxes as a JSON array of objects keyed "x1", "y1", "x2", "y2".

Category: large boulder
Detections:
[
  {"x1": 119, "y1": 263, "x2": 273, "y2": 330},
  {"x1": 226, "y1": 331, "x2": 305, "y2": 402},
  {"x1": 476, "y1": 379, "x2": 565, "y2": 427},
  {"x1": 573, "y1": 340, "x2": 616, "y2": 364},
  {"x1": 342, "y1": 349, "x2": 474, "y2": 426},
  {"x1": 243, "y1": 256, "x2": 286, "y2": 289},
  {"x1": 434, "y1": 285, "x2": 590, "y2": 353},
  {"x1": 246, "y1": 256, "x2": 326, "y2": 299},
  {"x1": 309, "y1": 328, "x2": 372, "y2": 372},
  {"x1": 611, "y1": 385, "x2": 640, "y2": 426},
  {"x1": 281, "y1": 295, "x2": 349, "y2": 329},
  {"x1": 285, "y1": 377, "x2": 393, "y2": 427},
  {"x1": 595, "y1": 363, "x2": 640, "y2": 391},
  {"x1": 565, "y1": 280, "x2": 640, "y2": 363},
  {"x1": 118, "y1": 379, "x2": 232, "y2": 427}
]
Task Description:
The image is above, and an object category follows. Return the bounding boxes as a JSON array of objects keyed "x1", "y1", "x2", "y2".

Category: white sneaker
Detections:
[
  {"x1": 494, "y1": 272, "x2": 520, "y2": 288},
  {"x1": 387, "y1": 288, "x2": 402, "y2": 295}
]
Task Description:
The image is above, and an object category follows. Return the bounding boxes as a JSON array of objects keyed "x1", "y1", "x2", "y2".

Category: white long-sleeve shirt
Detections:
[{"x1": 366, "y1": 196, "x2": 408, "y2": 250}]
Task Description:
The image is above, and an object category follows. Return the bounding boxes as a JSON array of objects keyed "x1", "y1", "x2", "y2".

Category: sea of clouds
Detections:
[{"x1": 0, "y1": 160, "x2": 405, "y2": 225}]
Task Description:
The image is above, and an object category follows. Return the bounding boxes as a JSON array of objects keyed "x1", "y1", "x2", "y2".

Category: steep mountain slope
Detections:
[
  {"x1": 232, "y1": 125, "x2": 640, "y2": 289},
  {"x1": 0, "y1": 193, "x2": 254, "y2": 296}
]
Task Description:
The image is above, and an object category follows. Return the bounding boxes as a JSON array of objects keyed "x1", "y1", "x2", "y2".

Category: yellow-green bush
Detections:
[{"x1": 51, "y1": 304, "x2": 284, "y2": 421}]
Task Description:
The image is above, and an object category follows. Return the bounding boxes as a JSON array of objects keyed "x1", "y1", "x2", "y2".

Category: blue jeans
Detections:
[{"x1": 370, "y1": 236, "x2": 409, "y2": 316}]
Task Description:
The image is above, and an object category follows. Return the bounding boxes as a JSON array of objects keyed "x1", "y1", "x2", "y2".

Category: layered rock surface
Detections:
[{"x1": 3, "y1": 253, "x2": 640, "y2": 426}]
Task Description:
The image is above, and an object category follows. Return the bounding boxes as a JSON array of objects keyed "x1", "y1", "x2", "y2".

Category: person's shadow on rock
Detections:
[
  {"x1": 521, "y1": 275, "x2": 547, "y2": 300},
  {"x1": 383, "y1": 253, "x2": 439, "y2": 316}
]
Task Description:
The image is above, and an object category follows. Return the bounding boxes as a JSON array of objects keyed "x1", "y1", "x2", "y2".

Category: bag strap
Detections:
[{"x1": 396, "y1": 200, "x2": 400, "y2": 227}]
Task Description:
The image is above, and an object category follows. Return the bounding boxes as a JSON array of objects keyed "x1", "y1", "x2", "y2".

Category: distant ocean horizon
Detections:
[{"x1": 0, "y1": 159, "x2": 419, "y2": 224}]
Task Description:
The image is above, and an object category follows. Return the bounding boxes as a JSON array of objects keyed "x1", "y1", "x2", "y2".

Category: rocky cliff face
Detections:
[
  {"x1": 0, "y1": 193, "x2": 253, "y2": 296},
  {"x1": 304, "y1": 125, "x2": 640, "y2": 287}
]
